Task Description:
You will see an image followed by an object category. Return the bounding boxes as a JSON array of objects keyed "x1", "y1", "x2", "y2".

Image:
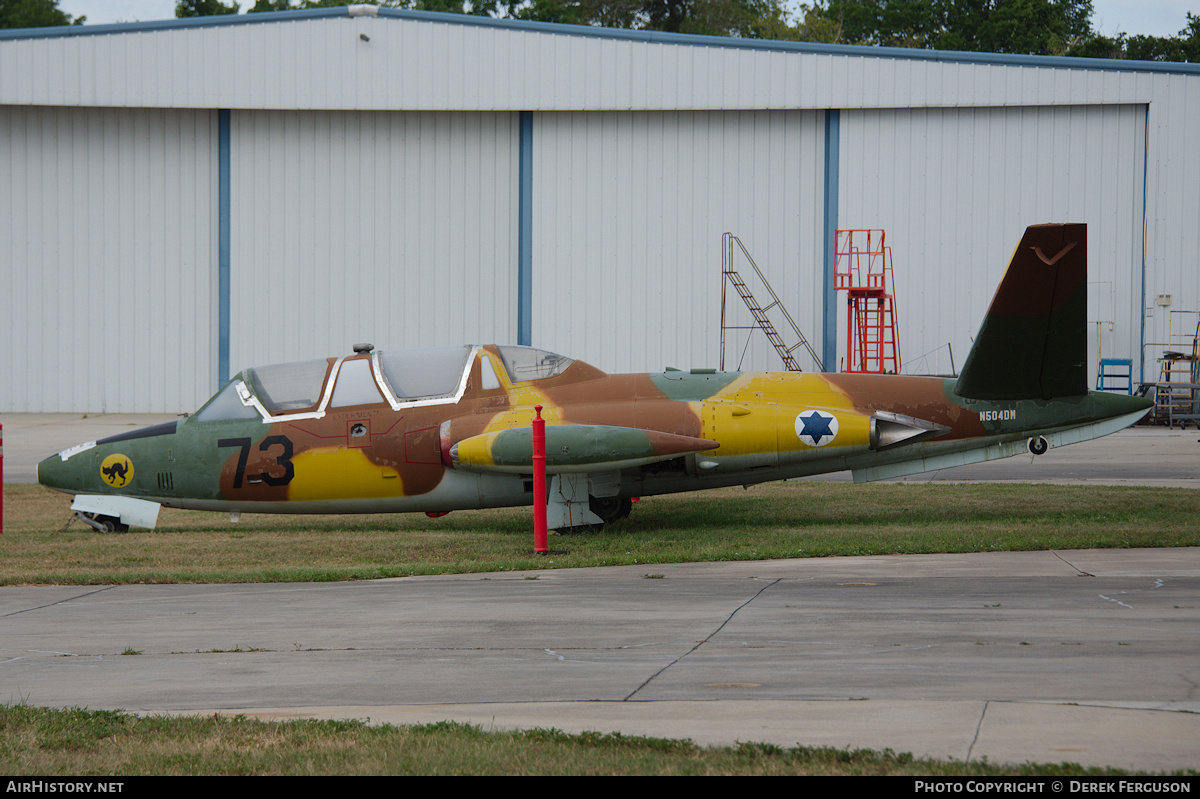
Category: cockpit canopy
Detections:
[
  {"x1": 495, "y1": 345, "x2": 573, "y2": 382},
  {"x1": 250, "y1": 358, "x2": 333, "y2": 413},
  {"x1": 193, "y1": 344, "x2": 575, "y2": 422},
  {"x1": 377, "y1": 346, "x2": 473, "y2": 400}
]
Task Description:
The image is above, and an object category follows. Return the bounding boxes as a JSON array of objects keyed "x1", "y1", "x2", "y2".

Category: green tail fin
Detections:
[{"x1": 955, "y1": 223, "x2": 1088, "y2": 401}]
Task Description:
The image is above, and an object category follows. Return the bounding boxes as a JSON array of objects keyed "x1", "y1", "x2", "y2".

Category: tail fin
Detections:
[{"x1": 955, "y1": 223, "x2": 1087, "y2": 401}]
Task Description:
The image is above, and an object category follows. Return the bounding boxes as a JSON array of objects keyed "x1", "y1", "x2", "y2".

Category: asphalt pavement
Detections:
[{"x1": 2, "y1": 550, "x2": 1197, "y2": 772}]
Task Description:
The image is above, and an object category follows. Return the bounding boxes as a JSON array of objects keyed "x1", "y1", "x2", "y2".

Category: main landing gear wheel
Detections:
[
  {"x1": 74, "y1": 512, "x2": 130, "y2": 533},
  {"x1": 589, "y1": 496, "x2": 633, "y2": 524}
]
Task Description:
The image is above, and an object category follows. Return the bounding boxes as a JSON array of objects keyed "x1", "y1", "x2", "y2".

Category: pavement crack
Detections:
[
  {"x1": 1054, "y1": 549, "x2": 1169, "y2": 609},
  {"x1": 1, "y1": 586, "x2": 117, "y2": 618},
  {"x1": 622, "y1": 578, "x2": 782, "y2": 701},
  {"x1": 1051, "y1": 550, "x2": 1093, "y2": 577},
  {"x1": 967, "y1": 700, "x2": 988, "y2": 762}
]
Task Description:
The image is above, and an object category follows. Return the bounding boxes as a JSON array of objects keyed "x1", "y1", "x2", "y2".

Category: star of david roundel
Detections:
[{"x1": 794, "y1": 410, "x2": 839, "y2": 447}]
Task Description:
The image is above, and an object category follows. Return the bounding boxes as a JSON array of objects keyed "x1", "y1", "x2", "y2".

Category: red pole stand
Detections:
[{"x1": 532, "y1": 405, "x2": 547, "y2": 553}]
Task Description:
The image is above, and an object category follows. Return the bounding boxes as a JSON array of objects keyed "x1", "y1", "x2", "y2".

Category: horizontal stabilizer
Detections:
[
  {"x1": 451, "y1": 424, "x2": 718, "y2": 474},
  {"x1": 852, "y1": 406, "x2": 1150, "y2": 483},
  {"x1": 955, "y1": 224, "x2": 1087, "y2": 401}
]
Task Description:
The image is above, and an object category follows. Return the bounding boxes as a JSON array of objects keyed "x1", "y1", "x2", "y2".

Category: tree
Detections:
[
  {"x1": 0, "y1": 0, "x2": 83, "y2": 28},
  {"x1": 757, "y1": 1, "x2": 846, "y2": 43},
  {"x1": 819, "y1": 0, "x2": 1094, "y2": 55},
  {"x1": 938, "y1": 0, "x2": 1091, "y2": 54},
  {"x1": 1066, "y1": 32, "x2": 1123, "y2": 59},
  {"x1": 511, "y1": 0, "x2": 636, "y2": 27},
  {"x1": 171, "y1": 0, "x2": 842, "y2": 42},
  {"x1": 176, "y1": 0, "x2": 240, "y2": 16},
  {"x1": 512, "y1": 0, "x2": 778, "y2": 37},
  {"x1": 818, "y1": 0, "x2": 936, "y2": 47},
  {"x1": 1123, "y1": 13, "x2": 1200, "y2": 62},
  {"x1": 1069, "y1": 12, "x2": 1200, "y2": 62}
]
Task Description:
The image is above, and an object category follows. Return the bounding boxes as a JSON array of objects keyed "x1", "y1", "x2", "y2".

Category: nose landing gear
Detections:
[{"x1": 74, "y1": 512, "x2": 130, "y2": 533}]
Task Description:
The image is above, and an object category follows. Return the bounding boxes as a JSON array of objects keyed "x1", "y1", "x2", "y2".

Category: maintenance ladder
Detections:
[
  {"x1": 719, "y1": 233, "x2": 823, "y2": 372},
  {"x1": 1148, "y1": 311, "x2": 1200, "y2": 428}
]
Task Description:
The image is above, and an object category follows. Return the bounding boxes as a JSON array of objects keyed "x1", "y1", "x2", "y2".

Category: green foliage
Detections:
[
  {"x1": 0, "y1": 705, "x2": 134, "y2": 752},
  {"x1": 1066, "y1": 32, "x2": 1123, "y2": 59},
  {"x1": 0, "y1": 0, "x2": 82, "y2": 28},
  {"x1": 938, "y1": 0, "x2": 1092, "y2": 54},
  {"x1": 1068, "y1": 13, "x2": 1200, "y2": 62},
  {"x1": 176, "y1": 0, "x2": 241, "y2": 15},
  {"x1": 808, "y1": 0, "x2": 1199, "y2": 61},
  {"x1": 818, "y1": 0, "x2": 934, "y2": 47},
  {"x1": 754, "y1": 1, "x2": 843, "y2": 42},
  {"x1": 3, "y1": 704, "x2": 1179, "y2": 775},
  {"x1": 508, "y1": 0, "x2": 778, "y2": 36},
  {"x1": 819, "y1": 0, "x2": 1093, "y2": 54}
]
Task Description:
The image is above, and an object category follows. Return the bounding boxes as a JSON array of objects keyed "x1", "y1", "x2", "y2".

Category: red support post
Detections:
[{"x1": 532, "y1": 405, "x2": 547, "y2": 553}]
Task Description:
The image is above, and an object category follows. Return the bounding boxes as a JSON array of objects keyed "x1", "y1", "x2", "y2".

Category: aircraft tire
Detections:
[
  {"x1": 1028, "y1": 436, "x2": 1049, "y2": 456},
  {"x1": 92, "y1": 514, "x2": 129, "y2": 533},
  {"x1": 589, "y1": 496, "x2": 632, "y2": 524}
]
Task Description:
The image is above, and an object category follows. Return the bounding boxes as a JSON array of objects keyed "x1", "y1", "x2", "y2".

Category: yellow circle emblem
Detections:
[{"x1": 100, "y1": 454, "x2": 134, "y2": 487}]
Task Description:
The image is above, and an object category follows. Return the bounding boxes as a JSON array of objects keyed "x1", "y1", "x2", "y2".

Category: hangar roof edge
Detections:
[{"x1": 2, "y1": 4, "x2": 1198, "y2": 77}]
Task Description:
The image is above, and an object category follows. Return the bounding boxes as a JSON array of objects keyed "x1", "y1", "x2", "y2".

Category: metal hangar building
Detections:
[{"x1": 2, "y1": 5, "x2": 1198, "y2": 413}]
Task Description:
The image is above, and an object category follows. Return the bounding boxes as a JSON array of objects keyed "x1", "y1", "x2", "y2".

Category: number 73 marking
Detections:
[{"x1": 218, "y1": 435, "x2": 295, "y2": 488}]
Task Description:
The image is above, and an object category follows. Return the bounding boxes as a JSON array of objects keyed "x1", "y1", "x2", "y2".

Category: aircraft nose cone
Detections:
[
  {"x1": 38, "y1": 452, "x2": 70, "y2": 492},
  {"x1": 37, "y1": 444, "x2": 94, "y2": 494}
]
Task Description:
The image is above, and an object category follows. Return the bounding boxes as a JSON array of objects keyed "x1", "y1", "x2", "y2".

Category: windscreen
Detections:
[
  {"x1": 247, "y1": 359, "x2": 332, "y2": 413},
  {"x1": 194, "y1": 378, "x2": 261, "y2": 422}
]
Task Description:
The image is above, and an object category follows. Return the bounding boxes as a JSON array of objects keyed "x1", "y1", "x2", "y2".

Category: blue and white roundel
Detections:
[{"x1": 794, "y1": 410, "x2": 839, "y2": 447}]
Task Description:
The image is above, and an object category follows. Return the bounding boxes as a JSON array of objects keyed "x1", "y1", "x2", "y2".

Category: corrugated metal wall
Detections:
[
  {"x1": 0, "y1": 105, "x2": 217, "y2": 413},
  {"x1": 839, "y1": 104, "x2": 1146, "y2": 380},
  {"x1": 227, "y1": 110, "x2": 519, "y2": 375},
  {"x1": 531, "y1": 109, "x2": 826, "y2": 375},
  {"x1": 1143, "y1": 77, "x2": 1200, "y2": 380}
]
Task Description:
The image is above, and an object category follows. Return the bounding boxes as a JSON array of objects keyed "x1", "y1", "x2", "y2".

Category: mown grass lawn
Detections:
[{"x1": 3, "y1": 481, "x2": 1197, "y2": 585}]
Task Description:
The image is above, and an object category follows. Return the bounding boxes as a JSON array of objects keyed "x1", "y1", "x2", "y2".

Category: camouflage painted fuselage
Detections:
[{"x1": 37, "y1": 345, "x2": 1150, "y2": 516}]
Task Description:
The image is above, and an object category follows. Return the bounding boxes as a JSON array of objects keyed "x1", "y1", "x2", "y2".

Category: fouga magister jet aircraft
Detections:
[{"x1": 39, "y1": 223, "x2": 1152, "y2": 532}]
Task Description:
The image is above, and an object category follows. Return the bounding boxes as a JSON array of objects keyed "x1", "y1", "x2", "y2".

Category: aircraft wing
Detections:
[{"x1": 449, "y1": 424, "x2": 718, "y2": 474}]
